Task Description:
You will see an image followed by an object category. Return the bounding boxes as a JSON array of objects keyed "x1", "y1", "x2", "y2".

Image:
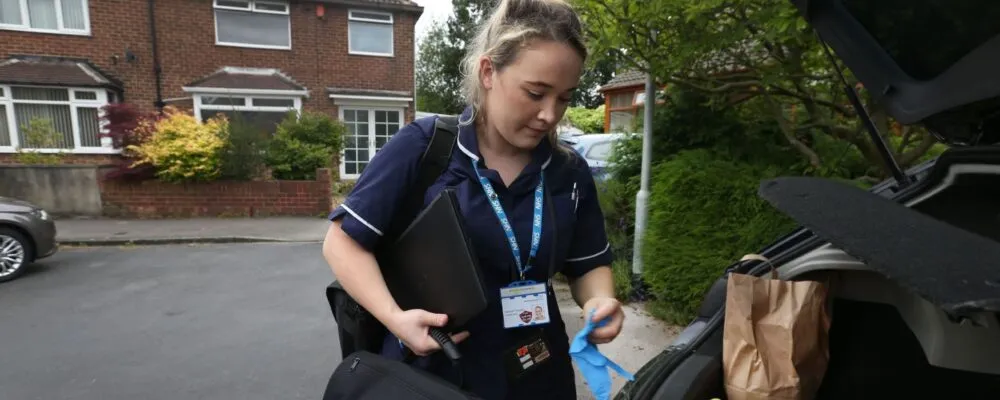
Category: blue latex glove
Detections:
[{"x1": 569, "y1": 309, "x2": 635, "y2": 400}]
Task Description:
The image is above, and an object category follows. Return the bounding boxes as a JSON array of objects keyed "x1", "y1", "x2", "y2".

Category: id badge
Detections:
[{"x1": 500, "y1": 281, "x2": 550, "y2": 329}]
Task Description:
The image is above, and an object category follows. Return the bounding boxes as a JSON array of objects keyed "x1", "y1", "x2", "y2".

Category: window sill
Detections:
[
  {"x1": 348, "y1": 50, "x2": 394, "y2": 58},
  {"x1": 0, "y1": 147, "x2": 122, "y2": 155},
  {"x1": 216, "y1": 41, "x2": 292, "y2": 51},
  {"x1": 0, "y1": 25, "x2": 90, "y2": 36}
]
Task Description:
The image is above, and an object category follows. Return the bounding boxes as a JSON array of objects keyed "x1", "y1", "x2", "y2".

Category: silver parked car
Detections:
[{"x1": 0, "y1": 197, "x2": 57, "y2": 283}]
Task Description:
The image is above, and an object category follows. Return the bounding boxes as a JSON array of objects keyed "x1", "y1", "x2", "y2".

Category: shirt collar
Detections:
[{"x1": 456, "y1": 106, "x2": 554, "y2": 171}]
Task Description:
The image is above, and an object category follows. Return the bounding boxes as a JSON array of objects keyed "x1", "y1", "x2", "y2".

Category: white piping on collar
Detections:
[{"x1": 457, "y1": 137, "x2": 480, "y2": 161}]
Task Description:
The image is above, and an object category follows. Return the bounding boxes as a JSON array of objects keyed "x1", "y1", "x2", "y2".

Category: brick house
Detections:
[
  {"x1": 0, "y1": 0, "x2": 422, "y2": 179},
  {"x1": 598, "y1": 70, "x2": 666, "y2": 133}
]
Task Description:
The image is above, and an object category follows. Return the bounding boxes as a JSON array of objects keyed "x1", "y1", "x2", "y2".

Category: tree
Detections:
[
  {"x1": 575, "y1": 0, "x2": 938, "y2": 179},
  {"x1": 416, "y1": 20, "x2": 464, "y2": 113},
  {"x1": 573, "y1": 56, "x2": 616, "y2": 108}
]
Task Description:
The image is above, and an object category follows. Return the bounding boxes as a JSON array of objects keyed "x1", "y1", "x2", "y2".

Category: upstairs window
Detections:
[
  {"x1": 214, "y1": 0, "x2": 290, "y2": 49},
  {"x1": 348, "y1": 10, "x2": 393, "y2": 57},
  {"x1": 0, "y1": 0, "x2": 90, "y2": 35}
]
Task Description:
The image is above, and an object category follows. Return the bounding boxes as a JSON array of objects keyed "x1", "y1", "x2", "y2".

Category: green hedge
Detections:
[{"x1": 640, "y1": 149, "x2": 796, "y2": 324}]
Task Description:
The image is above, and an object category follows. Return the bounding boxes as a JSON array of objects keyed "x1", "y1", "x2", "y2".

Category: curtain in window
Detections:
[
  {"x1": 14, "y1": 103, "x2": 75, "y2": 149},
  {"x1": 60, "y1": 0, "x2": 86, "y2": 30},
  {"x1": 27, "y1": 0, "x2": 58, "y2": 29},
  {"x1": 349, "y1": 21, "x2": 392, "y2": 54},
  {"x1": 0, "y1": 0, "x2": 22, "y2": 25},
  {"x1": 215, "y1": 9, "x2": 289, "y2": 47},
  {"x1": 0, "y1": 105, "x2": 10, "y2": 147},
  {"x1": 77, "y1": 107, "x2": 101, "y2": 147}
]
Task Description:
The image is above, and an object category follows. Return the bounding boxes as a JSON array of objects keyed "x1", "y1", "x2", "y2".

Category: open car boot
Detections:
[{"x1": 615, "y1": 0, "x2": 1000, "y2": 399}]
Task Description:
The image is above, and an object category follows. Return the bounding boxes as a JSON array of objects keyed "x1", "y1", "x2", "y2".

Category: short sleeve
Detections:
[
  {"x1": 328, "y1": 122, "x2": 431, "y2": 251},
  {"x1": 562, "y1": 163, "x2": 614, "y2": 278}
]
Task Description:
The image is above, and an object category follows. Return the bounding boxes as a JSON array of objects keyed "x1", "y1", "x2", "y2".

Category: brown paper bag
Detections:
[{"x1": 722, "y1": 254, "x2": 831, "y2": 400}]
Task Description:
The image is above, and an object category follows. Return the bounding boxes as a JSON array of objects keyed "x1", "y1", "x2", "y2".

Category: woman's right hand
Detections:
[{"x1": 386, "y1": 309, "x2": 470, "y2": 356}]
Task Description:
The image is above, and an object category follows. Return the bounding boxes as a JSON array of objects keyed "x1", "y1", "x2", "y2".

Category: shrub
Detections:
[
  {"x1": 130, "y1": 106, "x2": 228, "y2": 183},
  {"x1": 266, "y1": 111, "x2": 346, "y2": 180},
  {"x1": 564, "y1": 105, "x2": 605, "y2": 133},
  {"x1": 12, "y1": 117, "x2": 67, "y2": 165},
  {"x1": 641, "y1": 149, "x2": 796, "y2": 324},
  {"x1": 101, "y1": 103, "x2": 157, "y2": 181},
  {"x1": 219, "y1": 112, "x2": 272, "y2": 180}
]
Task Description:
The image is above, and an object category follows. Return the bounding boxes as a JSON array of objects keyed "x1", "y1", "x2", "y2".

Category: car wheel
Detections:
[{"x1": 0, "y1": 227, "x2": 33, "y2": 283}]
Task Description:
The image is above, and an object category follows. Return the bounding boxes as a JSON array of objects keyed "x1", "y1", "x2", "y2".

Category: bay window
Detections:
[
  {"x1": 214, "y1": 0, "x2": 290, "y2": 49},
  {"x1": 0, "y1": 85, "x2": 111, "y2": 152},
  {"x1": 340, "y1": 107, "x2": 402, "y2": 178},
  {"x1": 0, "y1": 0, "x2": 90, "y2": 35},
  {"x1": 348, "y1": 10, "x2": 393, "y2": 57},
  {"x1": 194, "y1": 93, "x2": 301, "y2": 135}
]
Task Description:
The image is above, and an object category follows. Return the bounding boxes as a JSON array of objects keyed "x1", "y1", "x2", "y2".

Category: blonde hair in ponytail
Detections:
[{"x1": 459, "y1": 0, "x2": 587, "y2": 149}]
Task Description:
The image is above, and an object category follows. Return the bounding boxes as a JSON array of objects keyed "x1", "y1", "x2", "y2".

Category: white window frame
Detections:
[
  {"x1": 347, "y1": 9, "x2": 394, "y2": 57},
  {"x1": 0, "y1": 0, "x2": 91, "y2": 36},
  {"x1": 0, "y1": 84, "x2": 116, "y2": 154},
  {"x1": 213, "y1": 0, "x2": 291, "y2": 50},
  {"x1": 338, "y1": 106, "x2": 404, "y2": 179},
  {"x1": 191, "y1": 92, "x2": 302, "y2": 123}
]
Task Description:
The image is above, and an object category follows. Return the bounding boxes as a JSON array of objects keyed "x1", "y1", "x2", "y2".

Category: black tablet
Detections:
[{"x1": 382, "y1": 188, "x2": 488, "y2": 332}]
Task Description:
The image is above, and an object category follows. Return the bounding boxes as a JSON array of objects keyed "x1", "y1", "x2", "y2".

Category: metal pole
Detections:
[{"x1": 631, "y1": 73, "x2": 655, "y2": 276}]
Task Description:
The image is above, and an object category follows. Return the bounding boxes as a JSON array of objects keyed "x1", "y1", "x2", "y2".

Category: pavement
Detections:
[
  {"x1": 55, "y1": 217, "x2": 331, "y2": 245},
  {"x1": 27, "y1": 217, "x2": 679, "y2": 399}
]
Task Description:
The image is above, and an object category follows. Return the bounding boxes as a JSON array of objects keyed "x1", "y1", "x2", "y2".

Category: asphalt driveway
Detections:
[{"x1": 0, "y1": 243, "x2": 339, "y2": 400}]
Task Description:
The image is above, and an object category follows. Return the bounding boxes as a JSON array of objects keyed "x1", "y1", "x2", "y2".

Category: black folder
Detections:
[{"x1": 381, "y1": 188, "x2": 488, "y2": 332}]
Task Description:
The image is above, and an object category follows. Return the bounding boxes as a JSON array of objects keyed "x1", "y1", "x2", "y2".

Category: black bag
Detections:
[
  {"x1": 323, "y1": 351, "x2": 483, "y2": 400},
  {"x1": 322, "y1": 116, "x2": 478, "y2": 399}
]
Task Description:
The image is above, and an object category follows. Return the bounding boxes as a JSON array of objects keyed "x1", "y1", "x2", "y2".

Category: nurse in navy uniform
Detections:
[{"x1": 322, "y1": 1, "x2": 625, "y2": 398}]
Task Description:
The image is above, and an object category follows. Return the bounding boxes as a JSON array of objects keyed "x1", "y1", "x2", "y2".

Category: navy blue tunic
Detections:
[{"x1": 328, "y1": 107, "x2": 614, "y2": 400}]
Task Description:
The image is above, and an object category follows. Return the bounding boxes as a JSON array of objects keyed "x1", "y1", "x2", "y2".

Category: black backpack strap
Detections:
[{"x1": 384, "y1": 115, "x2": 459, "y2": 242}]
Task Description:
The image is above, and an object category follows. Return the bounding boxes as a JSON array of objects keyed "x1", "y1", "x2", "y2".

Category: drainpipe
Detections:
[{"x1": 148, "y1": 0, "x2": 165, "y2": 112}]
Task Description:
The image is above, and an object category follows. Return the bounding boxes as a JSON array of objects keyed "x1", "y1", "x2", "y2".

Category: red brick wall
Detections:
[
  {"x1": 0, "y1": 0, "x2": 418, "y2": 120},
  {"x1": 100, "y1": 168, "x2": 333, "y2": 218}
]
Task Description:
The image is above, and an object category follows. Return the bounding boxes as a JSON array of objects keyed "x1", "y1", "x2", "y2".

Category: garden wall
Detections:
[
  {"x1": 99, "y1": 168, "x2": 333, "y2": 218},
  {"x1": 0, "y1": 165, "x2": 106, "y2": 216}
]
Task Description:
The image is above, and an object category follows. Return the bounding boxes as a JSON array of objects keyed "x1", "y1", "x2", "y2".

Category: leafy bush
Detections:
[
  {"x1": 130, "y1": 106, "x2": 228, "y2": 183},
  {"x1": 12, "y1": 117, "x2": 67, "y2": 165},
  {"x1": 266, "y1": 111, "x2": 346, "y2": 180},
  {"x1": 564, "y1": 105, "x2": 605, "y2": 133},
  {"x1": 641, "y1": 149, "x2": 796, "y2": 324},
  {"x1": 101, "y1": 103, "x2": 157, "y2": 181},
  {"x1": 219, "y1": 112, "x2": 272, "y2": 180}
]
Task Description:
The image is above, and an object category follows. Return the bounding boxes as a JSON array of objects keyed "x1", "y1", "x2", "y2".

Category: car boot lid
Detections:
[
  {"x1": 791, "y1": 0, "x2": 1000, "y2": 145},
  {"x1": 759, "y1": 176, "x2": 1000, "y2": 315}
]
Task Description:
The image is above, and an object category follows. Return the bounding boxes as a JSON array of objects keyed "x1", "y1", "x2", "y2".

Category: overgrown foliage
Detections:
[
  {"x1": 641, "y1": 150, "x2": 796, "y2": 323},
  {"x1": 564, "y1": 106, "x2": 605, "y2": 133},
  {"x1": 266, "y1": 111, "x2": 346, "y2": 180},
  {"x1": 130, "y1": 106, "x2": 228, "y2": 183},
  {"x1": 219, "y1": 112, "x2": 273, "y2": 180},
  {"x1": 574, "y1": 0, "x2": 939, "y2": 181}
]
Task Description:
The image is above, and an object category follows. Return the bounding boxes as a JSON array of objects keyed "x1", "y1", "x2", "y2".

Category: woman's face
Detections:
[{"x1": 480, "y1": 40, "x2": 584, "y2": 151}]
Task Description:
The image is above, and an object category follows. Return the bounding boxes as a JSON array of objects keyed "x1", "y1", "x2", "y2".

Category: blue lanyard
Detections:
[{"x1": 471, "y1": 160, "x2": 544, "y2": 281}]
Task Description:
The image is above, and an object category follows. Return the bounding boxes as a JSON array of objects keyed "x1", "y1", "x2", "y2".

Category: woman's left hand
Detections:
[{"x1": 582, "y1": 297, "x2": 625, "y2": 344}]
